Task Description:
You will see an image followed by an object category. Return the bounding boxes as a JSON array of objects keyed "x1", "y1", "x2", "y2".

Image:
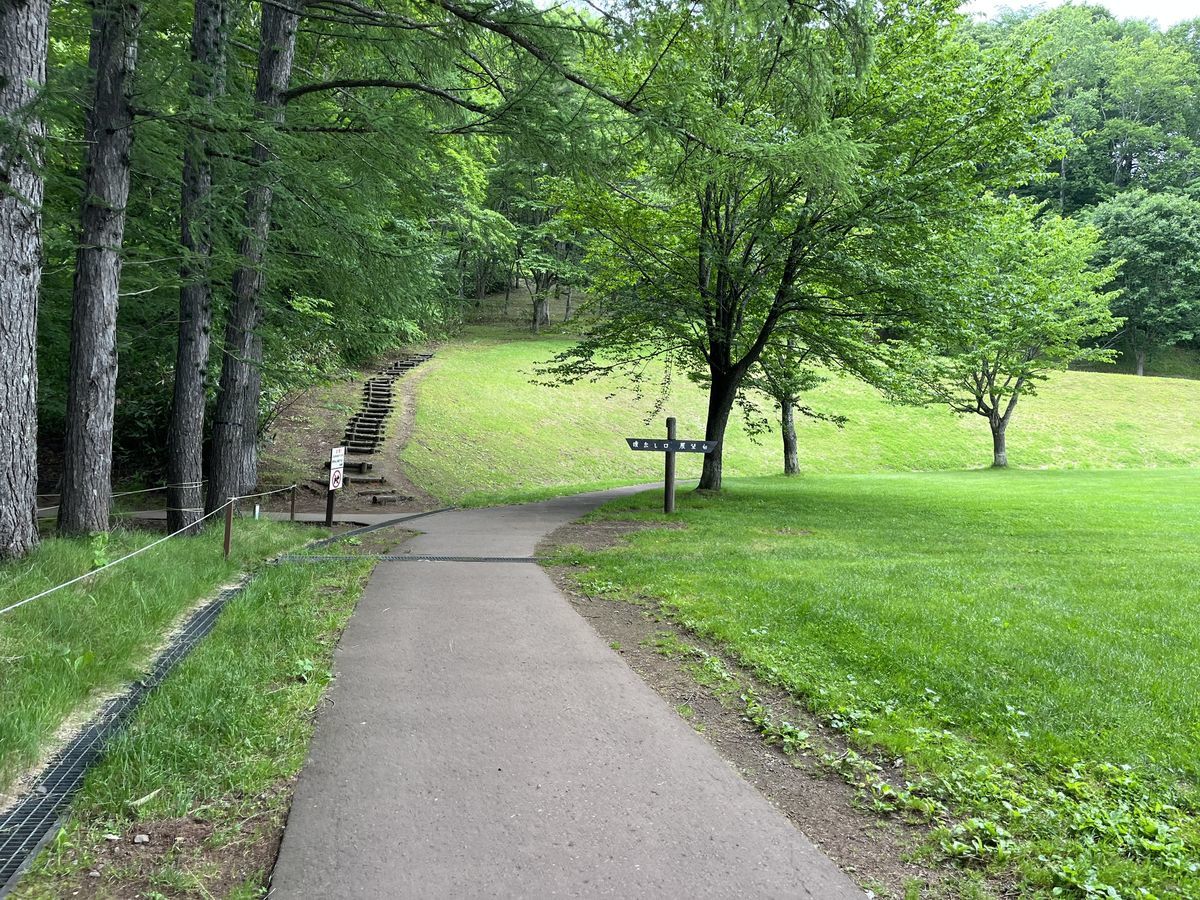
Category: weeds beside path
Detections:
[{"x1": 0, "y1": 521, "x2": 309, "y2": 794}]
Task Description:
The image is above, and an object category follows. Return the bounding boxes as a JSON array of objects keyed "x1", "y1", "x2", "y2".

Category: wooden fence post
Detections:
[
  {"x1": 223, "y1": 501, "x2": 234, "y2": 559},
  {"x1": 664, "y1": 416, "x2": 677, "y2": 514}
]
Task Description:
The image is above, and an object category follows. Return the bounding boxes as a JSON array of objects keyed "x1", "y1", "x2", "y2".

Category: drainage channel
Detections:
[
  {"x1": 282, "y1": 555, "x2": 542, "y2": 564},
  {"x1": 306, "y1": 506, "x2": 455, "y2": 550},
  {"x1": 0, "y1": 583, "x2": 245, "y2": 896}
]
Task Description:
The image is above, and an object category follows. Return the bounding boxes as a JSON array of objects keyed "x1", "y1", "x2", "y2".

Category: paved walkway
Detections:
[{"x1": 270, "y1": 488, "x2": 862, "y2": 898}]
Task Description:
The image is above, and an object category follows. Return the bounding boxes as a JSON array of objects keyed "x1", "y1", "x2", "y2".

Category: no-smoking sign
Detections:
[{"x1": 328, "y1": 446, "x2": 345, "y2": 491}]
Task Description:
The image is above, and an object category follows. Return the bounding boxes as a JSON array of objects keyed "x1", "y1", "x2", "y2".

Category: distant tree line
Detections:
[{"x1": 988, "y1": 6, "x2": 1200, "y2": 374}]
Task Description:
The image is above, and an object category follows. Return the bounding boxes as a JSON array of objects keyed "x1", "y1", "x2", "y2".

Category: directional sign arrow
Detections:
[{"x1": 625, "y1": 438, "x2": 719, "y2": 453}]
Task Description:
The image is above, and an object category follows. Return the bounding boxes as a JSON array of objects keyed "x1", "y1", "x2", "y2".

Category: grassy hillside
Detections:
[
  {"x1": 402, "y1": 330, "x2": 1200, "y2": 503},
  {"x1": 1082, "y1": 344, "x2": 1200, "y2": 380}
]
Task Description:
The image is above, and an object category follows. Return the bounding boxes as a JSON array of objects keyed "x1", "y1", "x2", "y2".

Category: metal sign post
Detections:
[
  {"x1": 625, "y1": 420, "x2": 719, "y2": 515},
  {"x1": 326, "y1": 446, "x2": 345, "y2": 527}
]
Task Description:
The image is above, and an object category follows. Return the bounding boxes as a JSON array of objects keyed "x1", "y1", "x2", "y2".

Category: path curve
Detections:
[{"x1": 270, "y1": 487, "x2": 862, "y2": 898}]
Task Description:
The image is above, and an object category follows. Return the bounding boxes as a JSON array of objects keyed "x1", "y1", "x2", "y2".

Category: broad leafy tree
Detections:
[
  {"x1": 1090, "y1": 190, "x2": 1200, "y2": 375},
  {"x1": 546, "y1": 0, "x2": 1057, "y2": 490},
  {"x1": 910, "y1": 198, "x2": 1119, "y2": 467}
]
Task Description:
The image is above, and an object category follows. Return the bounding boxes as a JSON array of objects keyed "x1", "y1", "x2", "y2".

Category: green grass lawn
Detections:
[
  {"x1": 562, "y1": 470, "x2": 1200, "y2": 897},
  {"x1": 403, "y1": 332, "x2": 1200, "y2": 505},
  {"x1": 0, "y1": 520, "x2": 310, "y2": 792}
]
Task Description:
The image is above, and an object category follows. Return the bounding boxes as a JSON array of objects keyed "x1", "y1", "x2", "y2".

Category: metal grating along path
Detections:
[
  {"x1": 0, "y1": 585, "x2": 243, "y2": 896},
  {"x1": 306, "y1": 506, "x2": 455, "y2": 550},
  {"x1": 281, "y1": 555, "x2": 542, "y2": 564}
]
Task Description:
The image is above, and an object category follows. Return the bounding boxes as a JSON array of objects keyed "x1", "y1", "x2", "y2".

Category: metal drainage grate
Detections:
[
  {"x1": 0, "y1": 586, "x2": 242, "y2": 896},
  {"x1": 306, "y1": 507, "x2": 455, "y2": 550},
  {"x1": 281, "y1": 555, "x2": 543, "y2": 564}
]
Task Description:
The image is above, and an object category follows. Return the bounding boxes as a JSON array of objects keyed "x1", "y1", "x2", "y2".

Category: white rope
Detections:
[
  {"x1": 8, "y1": 483, "x2": 297, "y2": 616},
  {"x1": 0, "y1": 501, "x2": 233, "y2": 618},
  {"x1": 112, "y1": 482, "x2": 205, "y2": 498},
  {"x1": 35, "y1": 482, "x2": 206, "y2": 501},
  {"x1": 230, "y1": 484, "x2": 297, "y2": 501}
]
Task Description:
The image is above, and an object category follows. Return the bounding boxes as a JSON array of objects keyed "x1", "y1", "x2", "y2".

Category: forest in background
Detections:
[{"x1": 2, "y1": 0, "x2": 1199, "y2": 559}]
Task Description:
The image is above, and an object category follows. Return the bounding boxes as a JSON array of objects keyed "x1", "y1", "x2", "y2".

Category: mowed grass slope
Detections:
[
  {"x1": 403, "y1": 332, "x2": 1200, "y2": 504},
  {"x1": 570, "y1": 471, "x2": 1200, "y2": 895}
]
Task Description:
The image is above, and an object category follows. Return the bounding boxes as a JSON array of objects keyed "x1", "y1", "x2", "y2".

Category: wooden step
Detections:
[{"x1": 324, "y1": 460, "x2": 373, "y2": 473}]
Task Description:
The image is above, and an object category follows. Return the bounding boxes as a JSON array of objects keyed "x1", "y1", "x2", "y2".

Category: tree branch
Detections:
[{"x1": 282, "y1": 78, "x2": 492, "y2": 114}]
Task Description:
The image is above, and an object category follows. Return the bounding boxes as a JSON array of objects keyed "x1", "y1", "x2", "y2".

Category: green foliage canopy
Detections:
[
  {"x1": 901, "y1": 195, "x2": 1120, "y2": 465},
  {"x1": 542, "y1": 0, "x2": 1058, "y2": 487},
  {"x1": 1090, "y1": 189, "x2": 1200, "y2": 372}
]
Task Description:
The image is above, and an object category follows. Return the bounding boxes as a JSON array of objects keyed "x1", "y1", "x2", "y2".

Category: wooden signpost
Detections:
[
  {"x1": 625, "y1": 418, "x2": 719, "y2": 514},
  {"x1": 326, "y1": 446, "x2": 345, "y2": 527}
]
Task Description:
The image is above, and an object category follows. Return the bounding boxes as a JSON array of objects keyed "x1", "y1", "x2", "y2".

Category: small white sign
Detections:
[{"x1": 328, "y1": 446, "x2": 346, "y2": 490}]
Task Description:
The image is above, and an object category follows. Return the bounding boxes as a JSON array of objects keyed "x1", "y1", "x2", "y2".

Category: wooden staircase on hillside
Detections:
[{"x1": 342, "y1": 353, "x2": 433, "y2": 455}]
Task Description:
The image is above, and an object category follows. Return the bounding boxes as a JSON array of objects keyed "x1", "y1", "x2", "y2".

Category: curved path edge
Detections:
[{"x1": 269, "y1": 487, "x2": 863, "y2": 898}]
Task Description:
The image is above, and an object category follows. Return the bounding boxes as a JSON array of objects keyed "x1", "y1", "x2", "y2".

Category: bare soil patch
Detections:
[{"x1": 16, "y1": 787, "x2": 291, "y2": 899}]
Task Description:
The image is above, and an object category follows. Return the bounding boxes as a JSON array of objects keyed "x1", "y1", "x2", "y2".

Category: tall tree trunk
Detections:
[
  {"x1": 697, "y1": 370, "x2": 740, "y2": 491},
  {"x1": 1135, "y1": 347, "x2": 1146, "y2": 377},
  {"x1": 243, "y1": 330, "x2": 262, "y2": 487},
  {"x1": 781, "y1": 400, "x2": 799, "y2": 476},
  {"x1": 532, "y1": 295, "x2": 550, "y2": 332},
  {"x1": 167, "y1": 0, "x2": 229, "y2": 534},
  {"x1": 207, "y1": 2, "x2": 298, "y2": 512},
  {"x1": 990, "y1": 418, "x2": 1008, "y2": 468},
  {"x1": 455, "y1": 246, "x2": 466, "y2": 300},
  {"x1": 0, "y1": 0, "x2": 49, "y2": 559},
  {"x1": 58, "y1": 0, "x2": 141, "y2": 536}
]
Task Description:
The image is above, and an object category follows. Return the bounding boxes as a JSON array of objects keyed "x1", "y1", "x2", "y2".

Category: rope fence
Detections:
[
  {"x1": 35, "y1": 481, "x2": 210, "y2": 516},
  {"x1": 231, "y1": 485, "x2": 298, "y2": 502},
  {"x1": 3, "y1": 484, "x2": 300, "y2": 618},
  {"x1": 36, "y1": 481, "x2": 207, "y2": 501}
]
